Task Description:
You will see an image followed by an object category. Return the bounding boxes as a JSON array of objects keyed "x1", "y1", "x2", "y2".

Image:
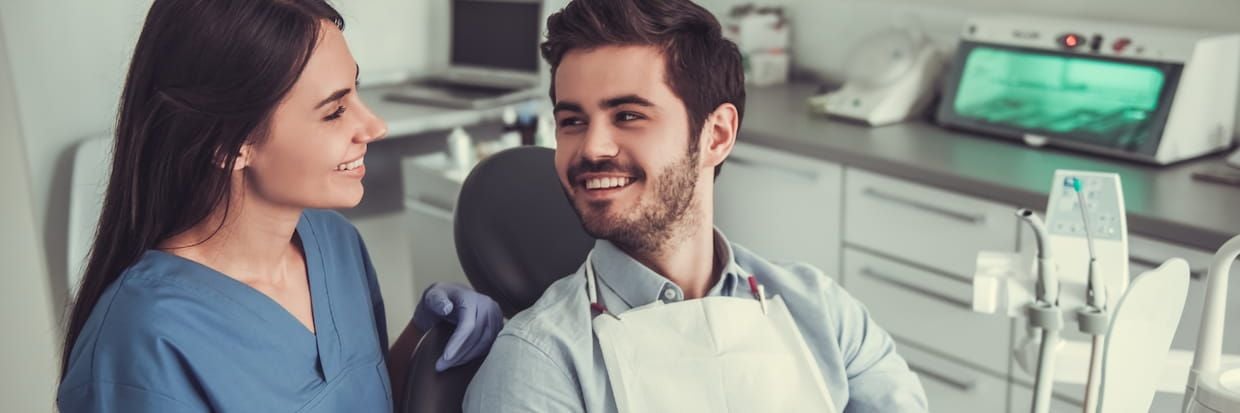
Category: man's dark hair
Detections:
[{"x1": 541, "y1": 0, "x2": 745, "y2": 177}]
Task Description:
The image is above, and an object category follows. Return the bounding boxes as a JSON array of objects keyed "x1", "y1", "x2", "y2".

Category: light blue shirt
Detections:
[
  {"x1": 465, "y1": 230, "x2": 928, "y2": 412},
  {"x1": 58, "y1": 210, "x2": 394, "y2": 412}
]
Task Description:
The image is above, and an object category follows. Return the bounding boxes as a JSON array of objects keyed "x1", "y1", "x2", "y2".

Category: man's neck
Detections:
[{"x1": 623, "y1": 208, "x2": 719, "y2": 300}]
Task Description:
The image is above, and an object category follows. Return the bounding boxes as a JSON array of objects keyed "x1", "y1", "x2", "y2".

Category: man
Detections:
[{"x1": 464, "y1": 0, "x2": 928, "y2": 411}]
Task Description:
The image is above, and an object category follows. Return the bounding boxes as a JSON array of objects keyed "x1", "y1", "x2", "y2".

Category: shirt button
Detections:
[{"x1": 663, "y1": 288, "x2": 677, "y2": 301}]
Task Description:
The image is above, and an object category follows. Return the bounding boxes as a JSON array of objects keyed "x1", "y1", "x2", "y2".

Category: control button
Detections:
[
  {"x1": 1089, "y1": 34, "x2": 1103, "y2": 52},
  {"x1": 1059, "y1": 33, "x2": 1084, "y2": 49},
  {"x1": 1112, "y1": 37, "x2": 1132, "y2": 53}
]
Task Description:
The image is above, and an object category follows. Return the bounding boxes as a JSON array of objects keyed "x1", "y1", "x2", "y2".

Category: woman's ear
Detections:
[
  {"x1": 215, "y1": 144, "x2": 251, "y2": 171},
  {"x1": 234, "y1": 144, "x2": 252, "y2": 171}
]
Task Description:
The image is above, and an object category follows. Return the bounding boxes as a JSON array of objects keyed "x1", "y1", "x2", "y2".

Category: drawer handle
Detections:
[
  {"x1": 861, "y1": 267, "x2": 972, "y2": 310},
  {"x1": 407, "y1": 196, "x2": 455, "y2": 221},
  {"x1": 862, "y1": 187, "x2": 986, "y2": 225},
  {"x1": 907, "y1": 361, "x2": 979, "y2": 391},
  {"x1": 728, "y1": 155, "x2": 820, "y2": 182},
  {"x1": 1130, "y1": 255, "x2": 1206, "y2": 280}
]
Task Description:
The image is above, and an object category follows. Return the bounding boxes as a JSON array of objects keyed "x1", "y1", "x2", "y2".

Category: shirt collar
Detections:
[{"x1": 591, "y1": 228, "x2": 747, "y2": 309}]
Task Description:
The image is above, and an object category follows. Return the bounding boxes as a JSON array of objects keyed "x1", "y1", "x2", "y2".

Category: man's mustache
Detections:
[{"x1": 567, "y1": 158, "x2": 646, "y2": 183}]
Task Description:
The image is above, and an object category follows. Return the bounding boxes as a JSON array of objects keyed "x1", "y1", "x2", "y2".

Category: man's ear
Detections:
[{"x1": 701, "y1": 102, "x2": 738, "y2": 172}]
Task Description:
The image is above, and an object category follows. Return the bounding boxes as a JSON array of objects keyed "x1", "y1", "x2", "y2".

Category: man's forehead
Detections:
[{"x1": 554, "y1": 45, "x2": 676, "y2": 107}]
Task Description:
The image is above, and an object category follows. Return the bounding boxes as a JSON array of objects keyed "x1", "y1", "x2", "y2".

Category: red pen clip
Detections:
[{"x1": 748, "y1": 275, "x2": 769, "y2": 315}]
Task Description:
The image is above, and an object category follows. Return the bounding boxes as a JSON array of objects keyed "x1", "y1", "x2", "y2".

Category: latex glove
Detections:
[{"x1": 412, "y1": 282, "x2": 504, "y2": 372}]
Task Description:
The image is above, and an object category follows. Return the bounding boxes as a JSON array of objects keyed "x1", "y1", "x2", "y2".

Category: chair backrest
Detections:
[
  {"x1": 402, "y1": 146, "x2": 593, "y2": 412},
  {"x1": 401, "y1": 323, "x2": 483, "y2": 413},
  {"x1": 67, "y1": 135, "x2": 112, "y2": 296},
  {"x1": 453, "y1": 146, "x2": 594, "y2": 317}
]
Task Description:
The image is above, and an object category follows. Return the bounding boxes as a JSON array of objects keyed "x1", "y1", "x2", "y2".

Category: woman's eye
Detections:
[{"x1": 324, "y1": 106, "x2": 346, "y2": 121}]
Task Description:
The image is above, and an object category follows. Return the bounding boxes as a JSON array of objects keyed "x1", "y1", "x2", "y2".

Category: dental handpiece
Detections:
[{"x1": 1018, "y1": 208, "x2": 1059, "y2": 304}]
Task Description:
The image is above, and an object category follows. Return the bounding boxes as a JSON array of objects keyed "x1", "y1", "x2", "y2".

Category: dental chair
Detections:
[{"x1": 401, "y1": 146, "x2": 594, "y2": 413}]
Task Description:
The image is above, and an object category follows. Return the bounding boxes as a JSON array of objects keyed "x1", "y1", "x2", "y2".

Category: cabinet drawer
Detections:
[
  {"x1": 844, "y1": 168, "x2": 1018, "y2": 277},
  {"x1": 901, "y1": 345, "x2": 1007, "y2": 413},
  {"x1": 715, "y1": 143, "x2": 843, "y2": 278},
  {"x1": 1008, "y1": 382, "x2": 1085, "y2": 413},
  {"x1": 844, "y1": 248, "x2": 1011, "y2": 375}
]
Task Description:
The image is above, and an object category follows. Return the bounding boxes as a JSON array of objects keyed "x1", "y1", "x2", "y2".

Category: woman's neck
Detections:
[{"x1": 160, "y1": 191, "x2": 304, "y2": 286}]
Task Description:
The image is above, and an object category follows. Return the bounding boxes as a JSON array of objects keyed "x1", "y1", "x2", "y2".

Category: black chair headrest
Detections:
[
  {"x1": 402, "y1": 323, "x2": 482, "y2": 413},
  {"x1": 454, "y1": 146, "x2": 594, "y2": 318}
]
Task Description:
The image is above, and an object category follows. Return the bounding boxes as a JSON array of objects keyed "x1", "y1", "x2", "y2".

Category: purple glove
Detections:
[{"x1": 412, "y1": 282, "x2": 504, "y2": 372}]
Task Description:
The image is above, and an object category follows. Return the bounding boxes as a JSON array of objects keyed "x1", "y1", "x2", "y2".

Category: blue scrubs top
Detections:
[{"x1": 58, "y1": 210, "x2": 393, "y2": 412}]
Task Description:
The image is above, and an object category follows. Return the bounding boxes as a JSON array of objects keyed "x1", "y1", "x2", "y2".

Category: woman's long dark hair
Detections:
[{"x1": 60, "y1": 0, "x2": 344, "y2": 379}]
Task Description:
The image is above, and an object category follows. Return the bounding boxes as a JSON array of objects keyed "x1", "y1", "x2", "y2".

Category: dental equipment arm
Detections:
[
  {"x1": 1185, "y1": 235, "x2": 1240, "y2": 412},
  {"x1": 1018, "y1": 209, "x2": 1062, "y2": 413}
]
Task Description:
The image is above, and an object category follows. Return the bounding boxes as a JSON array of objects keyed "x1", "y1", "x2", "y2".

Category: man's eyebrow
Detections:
[
  {"x1": 554, "y1": 101, "x2": 585, "y2": 114},
  {"x1": 601, "y1": 95, "x2": 654, "y2": 109}
]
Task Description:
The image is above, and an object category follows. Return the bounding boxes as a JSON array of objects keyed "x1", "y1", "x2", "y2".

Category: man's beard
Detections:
[{"x1": 567, "y1": 150, "x2": 701, "y2": 257}]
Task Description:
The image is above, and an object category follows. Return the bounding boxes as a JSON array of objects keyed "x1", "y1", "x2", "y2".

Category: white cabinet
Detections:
[
  {"x1": 714, "y1": 143, "x2": 844, "y2": 278},
  {"x1": 1009, "y1": 383, "x2": 1087, "y2": 413},
  {"x1": 843, "y1": 168, "x2": 1019, "y2": 278},
  {"x1": 402, "y1": 153, "x2": 470, "y2": 295},
  {"x1": 845, "y1": 248, "x2": 1012, "y2": 375},
  {"x1": 902, "y1": 344, "x2": 1009, "y2": 413}
]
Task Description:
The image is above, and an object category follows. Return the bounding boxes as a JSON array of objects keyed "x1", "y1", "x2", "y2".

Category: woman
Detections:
[{"x1": 56, "y1": 0, "x2": 502, "y2": 411}]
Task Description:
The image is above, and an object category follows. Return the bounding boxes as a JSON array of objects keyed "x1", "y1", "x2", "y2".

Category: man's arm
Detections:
[
  {"x1": 464, "y1": 333, "x2": 584, "y2": 412},
  {"x1": 804, "y1": 264, "x2": 930, "y2": 413}
]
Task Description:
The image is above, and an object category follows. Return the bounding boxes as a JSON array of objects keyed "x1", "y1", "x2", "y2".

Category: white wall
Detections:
[
  {"x1": 701, "y1": 0, "x2": 1240, "y2": 81},
  {"x1": 0, "y1": 0, "x2": 436, "y2": 321},
  {"x1": 0, "y1": 16, "x2": 60, "y2": 413}
]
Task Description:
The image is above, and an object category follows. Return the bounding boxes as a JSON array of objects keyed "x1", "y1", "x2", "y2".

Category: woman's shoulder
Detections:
[{"x1": 60, "y1": 252, "x2": 223, "y2": 395}]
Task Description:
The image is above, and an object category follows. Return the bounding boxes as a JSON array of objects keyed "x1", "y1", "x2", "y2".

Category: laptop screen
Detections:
[{"x1": 451, "y1": 0, "x2": 541, "y2": 73}]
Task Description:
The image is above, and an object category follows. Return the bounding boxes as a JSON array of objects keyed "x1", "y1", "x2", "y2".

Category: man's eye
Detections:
[
  {"x1": 616, "y1": 112, "x2": 643, "y2": 122},
  {"x1": 559, "y1": 117, "x2": 584, "y2": 127}
]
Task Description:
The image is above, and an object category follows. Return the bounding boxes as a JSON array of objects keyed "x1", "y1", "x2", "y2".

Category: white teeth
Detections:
[
  {"x1": 585, "y1": 177, "x2": 631, "y2": 190},
  {"x1": 336, "y1": 158, "x2": 364, "y2": 171}
]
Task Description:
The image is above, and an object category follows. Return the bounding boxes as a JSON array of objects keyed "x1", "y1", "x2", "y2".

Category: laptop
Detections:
[{"x1": 385, "y1": 0, "x2": 543, "y2": 109}]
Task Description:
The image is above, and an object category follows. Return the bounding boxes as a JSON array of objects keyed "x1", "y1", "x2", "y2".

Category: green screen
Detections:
[{"x1": 952, "y1": 46, "x2": 1167, "y2": 150}]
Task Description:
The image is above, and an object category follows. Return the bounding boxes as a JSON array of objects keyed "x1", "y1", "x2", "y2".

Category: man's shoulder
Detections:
[
  {"x1": 731, "y1": 242, "x2": 839, "y2": 294},
  {"x1": 496, "y1": 271, "x2": 594, "y2": 355}
]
